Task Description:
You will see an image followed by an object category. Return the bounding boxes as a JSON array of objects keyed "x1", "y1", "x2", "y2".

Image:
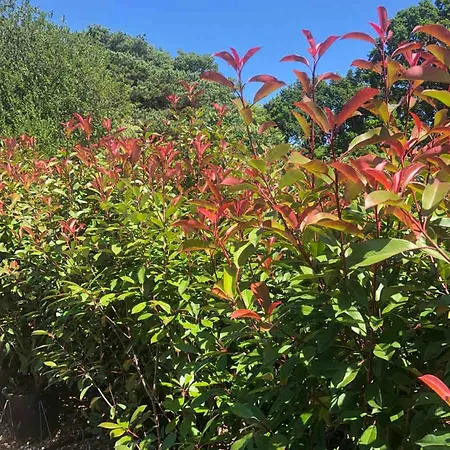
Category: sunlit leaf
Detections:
[
  {"x1": 414, "y1": 24, "x2": 450, "y2": 47},
  {"x1": 336, "y1": 88, "x2": 379, "y2": 127},
  {"x1": 418, "y1": 374, "x2": 450, "y2": 405},
  {"x1": 401, "y1": 66, "x2": 450, "y2": 84},
  {"x1": 348, "y1": 238, "x2": 419, "y2": 268},
  {"x1": 422, "y1": 179, "x2": 450, "y2": 211},
  {"x1": 231, "y1": 309, "x2": 262, "y2": 321},
  {"x1": 200, "y1": 71, "x2": 234, "y2": 88}
]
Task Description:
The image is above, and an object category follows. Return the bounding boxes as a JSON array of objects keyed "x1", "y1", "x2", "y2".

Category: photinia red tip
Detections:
[{"x1": 418, "y1": 374, "x2": 450, "y2": 405}]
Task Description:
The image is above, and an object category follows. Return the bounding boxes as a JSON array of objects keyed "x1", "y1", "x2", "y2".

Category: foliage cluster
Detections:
[{"x1": 1, "y1": 5, "x2": 450, "y2": 450}]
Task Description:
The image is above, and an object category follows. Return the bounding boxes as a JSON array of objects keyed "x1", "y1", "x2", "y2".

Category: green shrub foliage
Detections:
[{"x1": 0, "y1": 5, "x2": 450, "y2": 450}]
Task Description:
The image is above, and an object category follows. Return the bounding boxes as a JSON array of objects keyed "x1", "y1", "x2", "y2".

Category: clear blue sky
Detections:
[{"x1": 35, "y1": 0, "x2": 417, "y2": 98}]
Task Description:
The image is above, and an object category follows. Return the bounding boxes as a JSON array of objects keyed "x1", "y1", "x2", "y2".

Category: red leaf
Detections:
[
  {"x1": 397, "y1": 163, "x2": 426, "y2": 192},
  {"x1": 418, "y1": 374, "x2": 450, "y2": 405},
  {"x1": 410, "y1": 112, "x2": 423, "y2": 134},
  {"x1": 377, "y1": 6, "x2": 389, "y2": 32},
  {"x1": 401, "y1": 66, "x2": 450, "y2": 84},
  {"x1": 241, "y1": 47, "x2": 262, "y2": 68},
  {"x1": 294, "y1": 99, "x2": 330, "y2": 133},
  {"x1": 388, "y1": 207, "x2": 422, "y2": 237},
  {"x1": 251, "y1": 281, "x2": 271, "y2": 311},
  {"x1": 316, "y1": 72, "x2": 341, "y2": 84},
  {"x1": 280, "y1": 54, "x2": 310, "y2": 67},
  {"x1": 248, "y1": 74, "x2": 281, "y2": 83},
  {"x1": 336, "y1": 87, "x2": 379, "y2": 127},
  {"x1": 253, "y1": 81, "x2": 285, "y2": 104},
  {"x1": 351, "y1": 59, "x2": 382, "y2": 74},
  {"x1": 293, "y1": 70, "x2": 312, "y2": 94},
  {"x1": 324, "y1": 107, "x2": 336, "y2": 129},
  {"x1": 213, "y1": 51, "x2": 238, "y2": 71},
  {"x1": 363, "y1": 168, "x2": 393, "y2": 191},
  {"x1": 414, "y1": 145, "x2": 450, "y2": 161},
  {"x1": 258, "y1": 121, "x2": 277, "y2": 134},
  {"x1": 229, "y1": 47, "x2": 240, "y2": 65},
  {"x1": 414, "y1": 24, "x2": 450, "y2": 47},
  {"x1": 172, "y1": 219, "x2": 209, "y2": 232},
  {"x1": 274, "y1": 205, "x2": 299, "y2": 229},
  {"x1": 392, "y1": 42, "x2": 423, "y2": 58},
  {"x1": 331, "y1": 162, "x2": 361, "y2": 183},
  {"x1": 221, "y1": 177, "x2": 244, "y2": 186},
  {"x1": 317, "y1": 36, "x2": 339, "y2": 59},
  {"x1": 302, "y1": 30, "x2": 316, "y2": 53},
  {"x1": 267, "y1": 301, "x2": 282, "y2": 319},
  {"x1": 341, "y1": 32, "x2": 377, "y2": 46},
  {"x1": 201, "y1": 71, "x2": 235, "y2": 89},
  {"x1": 231, "y1": 309, "x2": 262, "y2": 321},
  {"x1": 369, "y1": 22, "x2": 383, "y2": 38}
]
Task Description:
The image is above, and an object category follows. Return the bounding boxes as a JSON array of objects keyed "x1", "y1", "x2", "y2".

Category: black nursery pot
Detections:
[{"x1": 1, "y1": 386, "x2": 52, "y2": 439}]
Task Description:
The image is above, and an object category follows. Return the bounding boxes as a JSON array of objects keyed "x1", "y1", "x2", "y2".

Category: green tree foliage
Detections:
[
  {"x1": 86, "y1": 25, "x2": 232, "y2": 122},
  {"x1": 386, "y1": 0, "x2": 450, "y2": 52},
  {"x1": 0, "y1": 0, "x2": 131, "y2": 150}
]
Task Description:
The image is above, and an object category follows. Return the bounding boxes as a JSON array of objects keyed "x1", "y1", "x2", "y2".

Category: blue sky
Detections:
[{"x1": 35, "y1": 0, "x2": 417, "y2": 98}]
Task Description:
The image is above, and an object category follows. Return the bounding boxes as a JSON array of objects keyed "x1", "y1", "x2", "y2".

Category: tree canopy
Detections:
[{"x1": 0, "y1": 0, "x2": 131, "y2": 149}]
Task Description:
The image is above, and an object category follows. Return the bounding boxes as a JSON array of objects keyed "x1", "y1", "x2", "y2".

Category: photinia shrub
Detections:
[{"x1": 0, "y1": 6, "x2": 449, "y2": 450}]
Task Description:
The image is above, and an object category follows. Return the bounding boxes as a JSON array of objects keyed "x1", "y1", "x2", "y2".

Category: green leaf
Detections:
[
  {"x1": 292, "y1": 111, "x2": 310, "y2": 139},
  {"x1": 150, "y1": 329, "x2": 166, "y2": 343},
  {"x1": 130, "y1": 405, "x2": 147, "y2": 425},
  {"x1": 31, "y1": 330, "x2": 51, "y2": 336},
  {"x1": 249, "y1": 158, "x2": 267, "y2": 174},
  {"x1": 111, "y1": 244, "x2": 122, "y2": 255},
  {"x1": 80, "y1": 385, "x2": 92, "y2": 401},
  {"x1": 359, "y1": 425, "x2": 377, "y2": 446},
  {"x1": 332, "y1": 364, "x2": 360, "y2": 389},
  {"x1": 348, "y1": 239, "x2": 419, "y2": 268},
  {"x1": 43, "y1": 361, "x2": 57, "y2": 368},
  {"x1": 231, "y1": 433, "x2": 254, "y2": 450},
  {"x1": 231, "y1": 403, "x2": 255, "y2": 419},
  {"x1": 223, "y1": 265, "x2": 237, "y2": 298},
  {"x1": 240, "y1": 107, "x2": 253, "y2": 125},
  {"x1": 100, "y1": 293, "x2": 115, "y2": 306},
  {"x1": 417, "y1": 432, "x2": 450, "y2": 448},
  {"x1": 289, "y1": 152, "x2": 310, "y2": 165},
  {"x1": 161, "y1": 432, "x2": 177, "y2": 450},
  {"x1": 99, "y1": 422, "x2": 122, "y2": 429},
  {"x1": 179, "y1": 239, "x2": 213, "y2": 252},
  {"x1": 421, "y1": 89, "x2": 450, "y2": 107},
  {"x1": 110, "y1": 428, "x2": 126, "y2": 438},
  {"x1": 373, "y1": 342, "x2": 400, "y2": 361},
  {"x1": 280, "y1": 169, "x2": 304, "y2": 188},
  {"x1": 233, "y1": 242, "x2": 255, "y2": 268},
  {"x1": 137, "y1": 266, "x2": 146, "y2": 284},
  {"x1": 349, "y1": 127, "x2": 399, "y2": 152},
  {"x1": 131, "y1": 302, "x2": 147, "y2": 315},
  {"x1": 365, "y1": 191, "x2": 401, "y2": 209},
  {"x1": 267, "y1": 143, "x2": 290, "y2": 164},
  {"x1": 422, "y1": 179, "x2": 450, "y2": 212}
]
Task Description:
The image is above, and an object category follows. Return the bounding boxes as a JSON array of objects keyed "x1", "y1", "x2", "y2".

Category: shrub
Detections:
[{"x1": 0, "y1": 6, "x2": 449, "y2": 450}]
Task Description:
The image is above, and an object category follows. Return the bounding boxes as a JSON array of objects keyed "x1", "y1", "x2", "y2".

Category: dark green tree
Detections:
[
  {"x1": 0, "y1": 1, "x2": 131, "y2": 150},
  {"x1": 86, "y1": 26, "x2": 232, "y2": 122}
]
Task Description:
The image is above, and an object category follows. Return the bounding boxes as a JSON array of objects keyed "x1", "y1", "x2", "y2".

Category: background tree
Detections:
[
  {"x1": 86, "y1": 26, "x2": 233, "y2": 123},
  {"x1": 0, "y1": 0, "x2": 131, "y2": 150}
]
